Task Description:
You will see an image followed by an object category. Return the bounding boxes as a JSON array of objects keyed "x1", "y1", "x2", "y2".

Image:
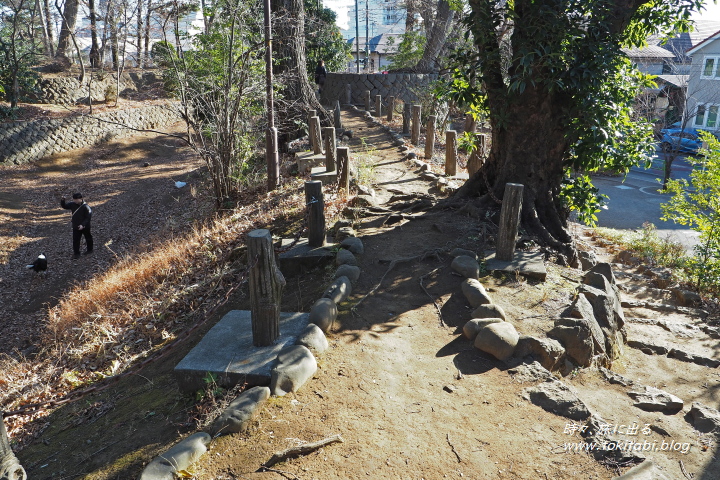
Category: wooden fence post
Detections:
[
  {"x1": 411, "y1": 105, "x2": 422, "y2": 145},
  {"x1": 305, "y1": 181, "x2": 326, "y2": 248},
  {"x1": 337, "y1": 147, "x2": 350, "y2": 193},
  {"x1": 364, "y1": 90, "x2": 371, "y2": 112},
  {"x1": 496, "y1": 183, "x2": 524, "y2": 262},
  {"x1": 375, "y1": 95, "x2": 382, "y2": 118},
  {"x1": 248, "y1": 229, "x2": 285, "y2": 346},
  {"x1": 1, "y1": 418, "x2": 26, "y2": 480},
  {"x1": 308, "y1": 109, "x2": 316, "y2": 152},
  {"x1": 310, "y1": 116, "x2": 322, "y2": 155},
  {"x1": 402, "y1": 103, "x2": 411, "y2": 135},
  {"x1": 334, "y1": 101, "x2": 342, "y2": 129},
  {"x1": 464, "y1": 113, "x2": 476, "y2": 133},
  {"x1": 266, "y1": 126, "x2": 279, "y2": 191},
  {"x1": 345, "y1": 84, "x2": 352, "y2": 105},
  {"x1": 387, "y1": 96, "x2": 394, "y2": 121},
  {"x1": 323, "y1": 127, "x2": 337, "y2": 172},
  {"x1": 445, "y1": 130, "x2": 457, "y2": 176},
  {"x1": 424, "y1": 115, "x2": 436, "y2": 159}
]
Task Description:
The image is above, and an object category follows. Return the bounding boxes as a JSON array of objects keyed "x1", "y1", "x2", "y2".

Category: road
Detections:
[{"x1": 592, "y1": 150, "x2": 700, "y2": 251}]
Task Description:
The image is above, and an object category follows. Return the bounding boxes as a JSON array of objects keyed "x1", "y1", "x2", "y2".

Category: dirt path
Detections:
[{"x1": 10, "y1": 108, "x2": 720, "y2": 480}]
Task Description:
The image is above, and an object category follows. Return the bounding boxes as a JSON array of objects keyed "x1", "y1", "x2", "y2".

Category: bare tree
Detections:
[{"x1": 55, "y1": 0, "x2": 79, "y2": 58}]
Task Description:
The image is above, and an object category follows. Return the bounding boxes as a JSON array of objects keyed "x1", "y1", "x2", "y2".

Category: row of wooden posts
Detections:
[{"x1": 356, "y1": 90, "x2": 489, "y2": 178}]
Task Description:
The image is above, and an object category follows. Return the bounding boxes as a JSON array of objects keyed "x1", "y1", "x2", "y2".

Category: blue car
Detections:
[{"x1": 660, "y1": 128, "x2": 703, "y2": 154}]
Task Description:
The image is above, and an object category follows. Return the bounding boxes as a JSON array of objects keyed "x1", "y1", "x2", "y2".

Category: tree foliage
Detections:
[
  {"x1": 304, "y1": 0, "x2": 351, "y2": 75},
  {"x1": 448, "y1": 0, "x2": 703, "y2": 255}
]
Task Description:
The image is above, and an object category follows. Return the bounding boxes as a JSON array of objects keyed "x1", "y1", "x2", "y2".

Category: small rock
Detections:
[
  {"x1": 627, "y1": 386, "x2": 683, "y2": 413},
  {"x1": 556, "y1": 254, "x2": 568, "y2": 266},
  {"x1": 522, "y1": 380, "x2": 591, "y2": 420},
  {"x1": 335, "y1": 226, "x2": 356, "y2": 243},
  {"x1": 474, "y1": 322, "x2": 519, "y2": 361},
  {"x1": 450, "y1": 248, "x2": 478, "y2": 260},
  {"x1": 356, "y1": 185, "x2": 374, "y2": 196},
  {"x1": 296, "y1": 323, "x2": 329, "y2": 354},
  {"x1": 508, "y1": 361, "x2": 554, "y2": 383},
  {"x1": 352, "y1": 195, "x2": 377, "y2": 208},
  {"x1": 671, "y1": 288, "x2": 702, "y2": 307},
  {"x1": 451, "y1": 255, "x2": 480, "y2": 278},
  {"x1": 309, "y1": 298, "x2": 337, "y2": 332},
  {"x1": 471, "y1": 303, "x2": 507, "y2": 321},
  {"x1": 443, "y1": 385, "x2": 457, "y2": 393},
  {"x1": 514, "y1": 336, "x2": 565, "y2": 371},
  {"x1": 586, "y1": 262, "x2": 616, "y2": 285},
  {"x1": 323, "y1": 276, "x2": 352, "y2": 304},
  {"x1": 335, "y1": 264, "x2": 360, "y2": 283},
  {"x1": 462, "y1": 318, "x2": 504, "y2": 341},
  {"x1": 270, "y1": 345, "x2": 317, "y2": 396},
  {"x1": 599, "y1": 367, "x2": 634, "y2": 386},
  {"x1": 341, "y1": 237, "x2": 364, "y2": 254},
  {"x1": 140, "y1": 433, "x2": 211, "y2": 480},
  {"x1": 461, "y1": 278, "x2": 493, "y2": 307},
  {"x1": 407, "y1": 152, "x2": 417, "y2": 160},
  {"x1": 400, "y1": 145, "x2": 410, "y2": 152},
  {"x1": 578, "y1": 250, "x2": 598, "y2": 271}
]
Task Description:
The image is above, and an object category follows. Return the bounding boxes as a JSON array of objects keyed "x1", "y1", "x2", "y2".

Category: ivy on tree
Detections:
[{"x1": 450, "y1": 0, "x2": 703, "y2": 258}]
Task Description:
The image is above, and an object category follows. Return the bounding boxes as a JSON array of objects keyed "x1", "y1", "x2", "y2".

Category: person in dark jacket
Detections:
[
  {"x1": 314, "y1": 60, "x2": 327, "y2": 94},
  {"x1": 61, "y1": 193, "x2": 93, "y2": 258}
]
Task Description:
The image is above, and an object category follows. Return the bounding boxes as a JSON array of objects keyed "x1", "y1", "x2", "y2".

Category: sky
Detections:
[{"x1": 324, "y1": 0, "x2": 720, "y2": 34}]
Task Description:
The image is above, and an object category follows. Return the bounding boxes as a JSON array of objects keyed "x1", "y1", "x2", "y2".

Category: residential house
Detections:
[
  {"x1": 686, "y1": 28, "x2": 720, "y2": 131},
  {"x1": 346, "y1": 33, "x2": 403, "y2": 72}
]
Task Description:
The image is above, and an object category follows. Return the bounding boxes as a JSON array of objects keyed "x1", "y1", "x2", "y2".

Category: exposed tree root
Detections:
[{"x1": 259, "y1": 434, "x2": 344, "y2": 470}]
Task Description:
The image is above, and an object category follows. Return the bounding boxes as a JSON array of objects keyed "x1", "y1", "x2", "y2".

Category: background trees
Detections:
[{"x1": 450, "y1": 0, "x2": 702, "y2": 257}]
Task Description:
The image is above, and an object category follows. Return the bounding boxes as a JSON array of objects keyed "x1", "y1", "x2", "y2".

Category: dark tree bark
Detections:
[
  {"x1": 273, "y1": 0, "x2": 330, "y2": 133},
  {"x1": 55, "y1": 0, "x2": 79, "y2": 58},
  {"x1": 414, "y1": 0, "x2": 454, "y2": 73},
  {"x1": 43, "y1": 0, "x2": 55, "y2": 56},
  {"x1": 88, "y1": 0, "x2": 100, "y2": 67}
]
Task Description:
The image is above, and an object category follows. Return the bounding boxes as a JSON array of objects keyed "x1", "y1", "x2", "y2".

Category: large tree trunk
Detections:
[
  {"x1": 456, "y1": 85, "x2": 574, "y2": 254},
  {"x1": 56, "y1": 0, "x2": 79, "y2": 58},
  {"x1": 414, "y1": 0, "x2": 454, "y2": 73},
  {"x1": 88, "y1": 0, "x2": 100, "y2": 67},
  {"x1": 273, "y1": 0, "x2": 330, "y2": 135}
]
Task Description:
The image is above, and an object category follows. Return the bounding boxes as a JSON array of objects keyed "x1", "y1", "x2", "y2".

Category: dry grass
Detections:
[{"x1": 1, "y1": 173, "x2": 349, "y2": 439}]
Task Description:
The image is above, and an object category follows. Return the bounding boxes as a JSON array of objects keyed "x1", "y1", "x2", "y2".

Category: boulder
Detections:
[
  {"x1": 341, "y1": 237, "x2": 364, "y2": 254},
  {"x1": 336, "y1": 248, "x2": 358, "y2": 266},
  {"x1": 473, "y1": 322, "x2": 519, "y2": 361},
  {"x1": 567, "y1": 295, "x2": 606, "y2": 355},
  {"x1": 309, "y1": 298, "x2": 337, "y2": 332},
  {"x1": 514, "y1": 335, "x2": 565, "y2": 371},
  {"x1": 451, "y1": 255, "x2": 480, "y2": 278},
  {"x1": 335, "y1": 264, "x2": 360, "y2": 283},
  {"x1": 450, "y1": 248, "x2": 478, "y2": 260},
  {"x1": 688, "y1": 402, "x2": 720, "y2": 434},
  {"x1": 462, "y1": 318, "x2": 504, "y2": 341},
  {"x1": 335, "y1": 226, "x2": 356, "y2": 242},
  {"x1": 211, "y1": 386, "x2": 271, "y2": 436},
  {"x1": 508, "y1": 361, "x2": 554, "y2": 383},
  {"x1": 461, "y1": 278, "x2": 493, "y2": 307},
  {"x1": 627, "y1": 386, "x2": 683, "y2": 413},
  {"x1": 585, "y1": 262, "x2": 616, "y2": 285},
  {"x1": 471, "y1": 303, "x2": 507, "y2": 321},
  {"x1": 671, "y1": 288, "x2": 702, "y2": 307},
  {"x1": 549, "y1": 318, "x2": 596, "y2": 367},
  {"x1": 140, "y1": 433, "x2": 211, "y2": 480},
  {"x1": 296, "y1": 323, "x2": 329, "y2": 354},
  {"x1": 323, "y1": 276, "x2": 352, "y2": 304},
  {"x1": 522, "y1": 380, "x2": 591, "y2": 420},
  {"x1": 270, "y1": 345, "x2": 317, "y2": 396},
  {"x1": 578, "y1": 251, "x2": 598, "y2": 271},
  {"x1": 579, "y1": 277, "x2": 626, "y2": 360}
]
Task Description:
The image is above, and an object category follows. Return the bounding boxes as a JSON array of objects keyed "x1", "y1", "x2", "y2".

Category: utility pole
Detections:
[
  {"x1": 264, "y1": 0, "x2": 279, "y2": 190},
  {"x1": 355, "y1": 0, "x2": 360, "y2": 72},
  {"x1": 365, "y1": 0, "x2": 369, "y2": 71}
]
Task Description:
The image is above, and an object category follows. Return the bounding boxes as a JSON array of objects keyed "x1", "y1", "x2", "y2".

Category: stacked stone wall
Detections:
[
  {"x1": 0, "y1": 104, "x2": 180, "y2": 165},
  {"x1": 320, "y1": 73, "x2": 439, "y2": 107},
  {"x1": 33, "y1": 71, "x2": 162, "y2": 105}
]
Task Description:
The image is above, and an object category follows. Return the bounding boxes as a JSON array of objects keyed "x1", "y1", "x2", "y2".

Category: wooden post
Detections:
[
  {"x1": 305, "y1": 181, "x2": 326, "y2": 247},
  {"x1": 478, "y1": 133, "x2": 487, "y2": 157},
  {"x1": 337, "y1": 147, "x2": 350, "y2": 193},
  {"x1": 411, "y1": 105, "x2": 421, "y2": 145},
  {"x1": 248, "y1": 230, "x2": 285, "y2": 347},
  {"x1": 445, "y1": 130, "x2": 457, "y2": 176},
  {"x1": 402, "y1": 103, "x2": 411, "y2": 134},
  {"x1": 464, "y1": 113, "x2": 476, "y2": 133},
  {"x1": 364, "y1": 90, "x2": 371, "y2": 112},
  {"x1": 345, "y1": 84, "x2": 352, "y2": 105},
  {"x1": 334, "y1": 101, "x2": 342, "y2": 129},
  {"x1": 266, "y1": 127, "x2": 279, "y2": 191},
  {"x1": 375, "y1": 94, "x2": 382, "y2": 117},
  {"x1": 307, "y1": 109, "x2": 316, "y2": 152},
  {"x1": 310, "y1": 116, "x2": 322, "y2": 154},
  {"x1": 424, "y1": 115, "x2": 436, "y2": 159},
  {"x1": 387, "y1": 96, "x2": 394, "y2": 121},
  {"x1": 1, "y1": 418, "x2": 26, "y2": 480},
  {"x1": 496, "y1": 183, "x2": 524, "y2": 262},
  {"x1": 323, "y1": 127, "x2": 337, "y2": 172}
]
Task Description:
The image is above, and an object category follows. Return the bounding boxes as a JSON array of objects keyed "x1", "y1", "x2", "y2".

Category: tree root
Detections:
[{"x1": 259, "y1": 434, "x2": 344, "y2": 470}]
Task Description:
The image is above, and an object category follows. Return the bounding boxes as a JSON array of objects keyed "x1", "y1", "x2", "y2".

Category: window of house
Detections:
[
  {"x1": 696, "y1": 104, "x2": 706, "y2": 126},
  {"x1": 701, "y1": 56, "x2": 720, "y2": 79},
  {"x1": 708, "y1": 105, "x2": 719, "y2": 128},
  {"x1": 694, "y1": 103, "x2": 720, "y2": 128}
]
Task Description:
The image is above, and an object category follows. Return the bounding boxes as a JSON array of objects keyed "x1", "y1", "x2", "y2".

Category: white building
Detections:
[{"x1": 341, "y1": 0, "x2": 406, "y2": 39}]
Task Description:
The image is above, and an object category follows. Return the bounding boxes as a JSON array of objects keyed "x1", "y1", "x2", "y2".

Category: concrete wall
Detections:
[
  {"x1": 320, "y1": 72, "x2": 439, "y2": 107},
  {"x1": 33, "y1": 71, "x2": 162, "y2": 105},
  {"x1": 0, "y1": 104, "x2": 180, "y2": 165}
]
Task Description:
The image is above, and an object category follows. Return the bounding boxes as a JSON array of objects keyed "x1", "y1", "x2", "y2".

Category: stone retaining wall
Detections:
[
  {"x1": 33, "y1": 71, "x2": 162, "y2": 105},
  {"x1": 0, "y1": 104, "x2": 181, "y2": 165},
  {"x1": 320, "y1": 73, "x2": 439, "y2": 107}
]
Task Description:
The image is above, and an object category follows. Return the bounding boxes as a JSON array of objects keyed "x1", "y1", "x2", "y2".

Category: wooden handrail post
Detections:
[
  {"x1": 305, "y1": 181, "x2": 326, "y2": 248},
  {"x1": 248, "y1": 229, "x2": 285, "y2": 347},
  {"x1": 425, "y1": 115, "x2": 436, "y2": 159},
  {"x1": 445, "y1": 130, "x2": 457, "y2": 176},
  {"x1": 402, "y1": 102, "x2": 410, "y2": 135},
  {"x1": 310, "y1": 116, "x2": 322, "y2": 155},
  {"x1": 323, "y1": 127, "x2": 337, "y2": 172},
  {"x1": 387, "y1": 96, "x2": 394, "y2": 121},
  {"x1": 411, "y1": 105, "x2": 421, "y2": 145},
  {"x1": 374, "y1": 94, "x2": 382, "y2": 118},
  {"x1": 496, "y1": 183, "x2": 524, "y2": 261},
  {"x1": 337, "y1": 147, "x2": 350, "y2": 193}
]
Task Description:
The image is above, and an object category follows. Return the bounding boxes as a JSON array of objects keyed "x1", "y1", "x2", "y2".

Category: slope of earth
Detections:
[{"x1": 7, "y1": 108, "x2": 720, "y2": 480}]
